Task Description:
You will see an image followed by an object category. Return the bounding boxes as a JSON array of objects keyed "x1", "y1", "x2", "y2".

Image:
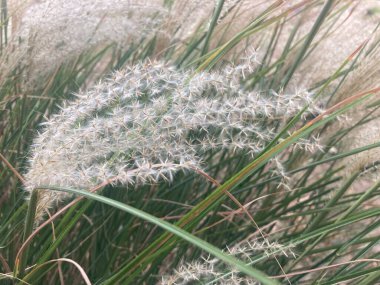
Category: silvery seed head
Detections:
[
  {"x1": 160, "y1": 237, "x2": 295, "y2": 284},
  {"x1": 25, "y1": 60, "x2": 320, "y2": 221},
  {"x1": 2, "y1": 0, "x2": 169, "y2": 89}
]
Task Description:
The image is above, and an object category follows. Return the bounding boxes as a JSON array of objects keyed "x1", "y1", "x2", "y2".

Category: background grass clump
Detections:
[{"x1": 1, "y1": 0, "x2": 380, "y2": 284}]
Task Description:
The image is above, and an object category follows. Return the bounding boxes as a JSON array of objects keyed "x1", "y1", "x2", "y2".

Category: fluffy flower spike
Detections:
[{"x1": 25, "y1": 60, "x2": 319, "y2": 221}]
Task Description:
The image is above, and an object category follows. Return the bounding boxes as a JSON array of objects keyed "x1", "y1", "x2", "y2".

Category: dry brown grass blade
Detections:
[{"x1": 0, "y1": 152, "x2": 25, "y2": 184}]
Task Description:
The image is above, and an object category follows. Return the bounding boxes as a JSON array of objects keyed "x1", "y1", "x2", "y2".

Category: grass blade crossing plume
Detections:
[
  {"x1": 2, "y1": 0, "x2": 380, "y2": 284},
  {"x1": 25, "y1": 60, "x2": 320, "y2": 222}
]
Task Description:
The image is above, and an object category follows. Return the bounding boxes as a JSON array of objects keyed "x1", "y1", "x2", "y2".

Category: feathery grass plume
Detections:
[
  {"x1": 3, "y1": 0, "x2": 238, "y2": 88},
  {"x1": 160, "y1": 238, "x2": 296, "y2": 285},
  {"x1": 1, "y1": 0, "x2": 168, "y2": 88},
  {"x1": 4, "y1": 1, "x2": 378, "y2": 90},
  {"x1": 2, "y1": 0, "x2": 249, "y2": 89},
  {"x1": 25, "y1": 60, "x2": 320, "y2": 222},
  {"x1": 1, "y1": 0, "x2": 258, "y2": 88}
]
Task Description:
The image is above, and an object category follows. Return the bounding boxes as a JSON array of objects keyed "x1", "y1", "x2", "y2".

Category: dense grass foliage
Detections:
[{"x1": 1, "y1": 1, "x2": 380, "y2": 284}]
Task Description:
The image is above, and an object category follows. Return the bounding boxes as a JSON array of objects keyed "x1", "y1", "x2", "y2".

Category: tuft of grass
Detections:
[{"x1": 1, "y1": 1, "x2": 380, "y2": 284}]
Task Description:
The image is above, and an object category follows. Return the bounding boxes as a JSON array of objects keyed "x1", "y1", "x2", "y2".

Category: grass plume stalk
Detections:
[{"x1": 24, "y1": 60, "x2": 320, "y2": 222}]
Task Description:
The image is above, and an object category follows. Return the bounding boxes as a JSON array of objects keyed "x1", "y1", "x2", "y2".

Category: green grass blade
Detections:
[{"x1": 36, "y1": 186, "x2": 278, "y2": 285}]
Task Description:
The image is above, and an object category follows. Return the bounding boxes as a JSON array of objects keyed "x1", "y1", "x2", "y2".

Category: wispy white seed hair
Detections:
[
  {"x1": 25, "y1": 60, "x2": 320, "y2": 221},
  {"x1": 2, "y1": 0, "x2": 256, "y2": 88},
  {"x1": 160, "y1": 238, "x2": 296, "y2": 284},
  {"x1": 3, "y1": 0, "x2": 168, "y2": 88},
  {"x1": 4, "y1": 1, "x2": 378, "y2": 91}
]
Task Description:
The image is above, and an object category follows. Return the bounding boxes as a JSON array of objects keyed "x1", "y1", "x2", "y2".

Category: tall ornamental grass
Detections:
[{"x1": 1, "y1": 1, "x2": 380, "y2": 284}]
